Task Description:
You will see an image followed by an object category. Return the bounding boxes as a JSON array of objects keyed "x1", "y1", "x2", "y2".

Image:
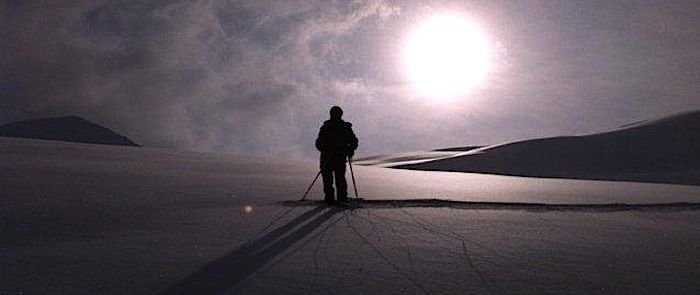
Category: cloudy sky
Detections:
[{"x1": 2, "y1": 0, "x2": 699, "y2": 159}]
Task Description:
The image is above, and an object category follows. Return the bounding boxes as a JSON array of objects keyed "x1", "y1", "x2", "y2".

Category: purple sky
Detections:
[{"x1": 2, "y1": 0, "x2": 700, "y2": 159}]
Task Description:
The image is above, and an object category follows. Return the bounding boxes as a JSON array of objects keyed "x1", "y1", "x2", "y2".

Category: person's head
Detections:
[{"x1": 330, "y1": 106, "x2": 343, "y2": 120}]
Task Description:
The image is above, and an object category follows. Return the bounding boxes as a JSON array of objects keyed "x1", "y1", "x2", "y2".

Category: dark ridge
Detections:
[
  {"x1": 0, "y1": 116, "x2": 139, "y2": 147},
  {"x1": 397, "y1": 110, "x2": 700, "y2": 186},
  {"x1": 281, "y1": 199, "x2": 700, "y2": 212}
]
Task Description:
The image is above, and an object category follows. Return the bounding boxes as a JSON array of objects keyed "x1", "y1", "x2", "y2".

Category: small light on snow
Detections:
[{"x1": 244, "y1": 205, "x2": 253, "y2": 214}]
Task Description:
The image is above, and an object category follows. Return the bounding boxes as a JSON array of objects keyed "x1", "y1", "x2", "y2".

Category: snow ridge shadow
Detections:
[
  {"x1": 281, "y1": 199, "x2": 700, "y2": 212},
  {"x1": 162, "y1": 205, "x2": 347, "y2": 294}
]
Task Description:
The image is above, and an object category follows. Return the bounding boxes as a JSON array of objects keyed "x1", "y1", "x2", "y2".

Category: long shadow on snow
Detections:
[{"x1": 162, "y1": 205, "x2": 345, "y2": 295}]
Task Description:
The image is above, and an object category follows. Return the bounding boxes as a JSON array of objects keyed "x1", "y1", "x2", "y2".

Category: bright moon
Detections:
[{"x1": 403, "y1": 13, "x2": 491, "y2": 101}]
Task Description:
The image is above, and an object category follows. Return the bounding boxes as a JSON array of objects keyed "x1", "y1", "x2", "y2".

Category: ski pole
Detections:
[
  {"x1": 301, "y1": 171, "x2": 322, "y2": 201},
  {"x1": 348, "y1": 156, "x2": 359, "y2": 201}
]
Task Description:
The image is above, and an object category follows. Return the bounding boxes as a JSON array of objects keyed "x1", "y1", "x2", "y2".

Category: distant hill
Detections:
[
  {"x1": 0, "y1": 116, "x2": 139, "y2": 147},
  {"x1": 395, "y1": 110, "x2": 700, "y2": 186}
]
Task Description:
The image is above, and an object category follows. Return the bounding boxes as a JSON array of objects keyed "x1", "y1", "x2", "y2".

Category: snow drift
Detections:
[{"x1": 395, "y1": 110, "x2": 700, "y2": 185}]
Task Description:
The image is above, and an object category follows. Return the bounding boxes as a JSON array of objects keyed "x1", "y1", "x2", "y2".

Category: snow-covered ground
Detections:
[{"x1": 2, "y1": 137, "x2": 699, "y2": 294}]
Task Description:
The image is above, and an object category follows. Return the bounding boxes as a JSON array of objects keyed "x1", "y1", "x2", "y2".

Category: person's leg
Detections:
[
  {"x1": 320, "y1": 161, "x2": 335, "y2": 204},
  {"x1": 335, "y1": 162, "x2": 348, "y2": 202}
]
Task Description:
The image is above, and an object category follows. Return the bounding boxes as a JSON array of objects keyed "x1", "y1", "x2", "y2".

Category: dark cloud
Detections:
[{"x1": 2, "y1": 0, "x2": 700, "y2": 159}]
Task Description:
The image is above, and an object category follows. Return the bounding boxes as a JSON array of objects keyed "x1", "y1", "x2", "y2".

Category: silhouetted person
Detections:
[{"x1": 315, "y1": 106, "x2": 358, "y2": 204}]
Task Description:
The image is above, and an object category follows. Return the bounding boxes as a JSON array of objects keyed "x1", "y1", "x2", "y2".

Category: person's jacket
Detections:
[{"x1": 315, "y1": 119, "x2": 358, "y2": 162}]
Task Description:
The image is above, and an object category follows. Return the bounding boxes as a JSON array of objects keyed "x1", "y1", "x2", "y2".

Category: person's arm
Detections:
[
  {"x1": 315, "y1": 126, "x2": 326, "y2": 151},
  {"x1": 346, "y1": 124, "x2": 358, "y2": 157}
]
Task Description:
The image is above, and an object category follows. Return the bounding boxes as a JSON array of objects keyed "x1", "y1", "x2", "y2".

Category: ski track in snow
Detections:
[
  {"x1": 346, "y1": 210, "x2": 430, "y2": 294},
  {"x1": 229, "y1": 204, "x2": 505, "y2": 294},
  {"x1": 392, "y1": 208, "x2": 500, "y2": 294}
]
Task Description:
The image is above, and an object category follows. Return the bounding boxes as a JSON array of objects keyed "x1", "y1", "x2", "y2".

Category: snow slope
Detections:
[
  {"x1": 2, "y1": 137, "x2": 699, "y2": 294},
  {"x1": 352, "y1": 150, "x2": 475, "y2": 167},
  {"x1": 392, "y1": 110, "x2": 700, "y2": 186},
  {"x1": 352, "y1": 147, "x2": 482, "y2": 167}
]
